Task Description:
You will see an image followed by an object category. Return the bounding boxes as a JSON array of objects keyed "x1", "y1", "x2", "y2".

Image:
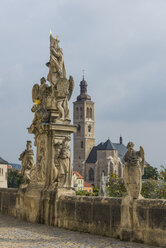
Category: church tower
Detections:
[{"x1": 73, "y1": 76, "x2": 95, "y2": 176}]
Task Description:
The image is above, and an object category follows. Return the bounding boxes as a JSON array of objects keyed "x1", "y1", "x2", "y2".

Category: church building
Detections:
[{"x1": 73, "y1": 77, "x2": 128, "y2": 187}]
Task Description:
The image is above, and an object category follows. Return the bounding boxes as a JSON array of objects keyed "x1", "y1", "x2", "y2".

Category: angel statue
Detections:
[
  {"x1": 123, "y1": 142, "x2": 145, "y2": 199},
  {"x1": 46, "y1": 33, "x2": 67, "y2": 85}
]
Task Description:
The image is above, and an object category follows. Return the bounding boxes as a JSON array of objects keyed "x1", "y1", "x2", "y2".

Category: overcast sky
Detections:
[{"x1": 0, "y1": 0, "x2": 166, "y2": 168}]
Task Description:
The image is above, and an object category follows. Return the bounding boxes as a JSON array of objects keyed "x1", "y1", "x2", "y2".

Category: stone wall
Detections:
[{"x1": 0, "y1": 188, "x2": 165, "y2": 247}]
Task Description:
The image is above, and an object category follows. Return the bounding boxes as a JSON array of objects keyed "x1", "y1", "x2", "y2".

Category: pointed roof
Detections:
[
  {"x1": 0, "y1": 157, "x2": 8, "y2": 164},
  {"x1": 98, "y1": 139, "x2": 116, "y2": 151}
]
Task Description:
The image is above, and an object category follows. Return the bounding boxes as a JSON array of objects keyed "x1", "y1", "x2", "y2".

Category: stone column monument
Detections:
[{"x1": 19, "y1": 33, "x2": 76, "y2": 198}]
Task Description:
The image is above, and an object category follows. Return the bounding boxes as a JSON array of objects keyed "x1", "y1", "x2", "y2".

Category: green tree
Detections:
[
  {"x1": 141, "y1": 179, "x2": 166, "y2": 199},
  {"x1": 106, "y1": 173, "x2": 126, "y2": 197},
  {"x1": 8, "y1": 170, "x2": 24, "y2": 188},
  {"x1": 159, "y1": 165, "x2": 166, "y2": 182},
  {"x1": 142, "y1": 165, "x2": 159, "y2": 180}
]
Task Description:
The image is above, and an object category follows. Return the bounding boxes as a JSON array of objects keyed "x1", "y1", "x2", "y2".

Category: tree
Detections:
[
  {"x1": 106, "y1": 173, "x2": 126, "y2": 197},
  {"x1": 142, "y1": 165, "x2": 159, "y2": 180},
  {"x1": 141, "y1": 179, "x2": 166, "y2": 199},
  {"x1": 159, "y1": 165, "x2": 166, "y2": 182},
  {"x1": 8, "y1": 170, "x2": 24, "y2": 188}
]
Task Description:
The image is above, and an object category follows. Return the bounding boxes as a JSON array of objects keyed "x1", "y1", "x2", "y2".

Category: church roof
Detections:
[
  {"x1": 0, "y1": 157, "x2": 8, "y2": 164},
  {"x1": 98, "y1": 139, "x2": 116, "y2": 151},
  {"x1": 86, "y1": 140, "x2": 127, "y2": 164}
]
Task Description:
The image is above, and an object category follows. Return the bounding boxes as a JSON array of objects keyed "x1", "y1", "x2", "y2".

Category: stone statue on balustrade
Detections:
[
  {"x1": 123, "y1": 142, "x2": 145, "y2": 199},
  {"x1": 19, "y1": 141, "x2": 34, "y2": 187}
]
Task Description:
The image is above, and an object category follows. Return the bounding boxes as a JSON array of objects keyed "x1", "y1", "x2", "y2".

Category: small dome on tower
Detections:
[{"x1": 77, "y1": 76, "x2": 91, "y2": 101}]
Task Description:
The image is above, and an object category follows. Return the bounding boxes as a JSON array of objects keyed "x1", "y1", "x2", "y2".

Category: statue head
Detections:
[
  {"x1": 127, "y1": 142, "x2": 134, "y2": 150},
  {"x1": 26, "y1": 141, "x2": 32, "y2": 150},
  {"x1": 40, "y1": 77, "x2": 46, "y2": 85}
]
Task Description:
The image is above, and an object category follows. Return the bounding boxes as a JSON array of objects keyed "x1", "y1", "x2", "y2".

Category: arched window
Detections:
[
  {"x1": 90, "y1": 108, "x2": 92, "y2": 118},
  {"x1": 80, "y1": 107, "x2": 83, "y2": 119},
  {"x1": 77, "y1": 124, "x2": 81, "y2": 132},
  {"x1": 76, "y1": 107, "x2": 79, "y2": 119},
  {"x1": 88, "y1": 125, "x2": 91, "y2": 132},
  {"x1": 89, "y1": 168, "x2": 94, "y2": 181},
  {"x1": 86, "y1": 107, "x2": 89, "y2": 118}
]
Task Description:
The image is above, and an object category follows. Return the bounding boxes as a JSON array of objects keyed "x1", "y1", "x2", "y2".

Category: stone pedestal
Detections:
[{"x1": 120, "y1": 196, "x2": 134, "y2": 241}]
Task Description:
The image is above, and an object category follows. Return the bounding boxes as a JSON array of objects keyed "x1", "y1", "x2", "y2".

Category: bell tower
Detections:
[{"x1": 73, "y1": 76, "x2": 95, "y2": 176}]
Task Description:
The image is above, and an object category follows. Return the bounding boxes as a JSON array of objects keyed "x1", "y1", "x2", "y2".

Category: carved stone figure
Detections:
[
  {"x1": 123, "y1": 142, "x2": 145, "y2": 199},
  {"x1": 46, "y1": 34, "x2": 66, "y2": 85},
  {"x1": 25, "y1": 33, "x2": 77, "y2": 193},
  {"x1": 19, "y1": 141, "x2": 34, "y2": 186}
]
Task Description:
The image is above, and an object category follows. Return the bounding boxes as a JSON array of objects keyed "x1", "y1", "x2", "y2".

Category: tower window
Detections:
[
  {"x1": 76, "y1": 107, "x2": 79, "y2": 119},
  {"x1": 88, "y1": 125, "x2": 91, "y2": 132},
  {"x1": 90, "y1": 108, "x2": 92, "y2": 118},
  {"x1": 80, "y1": 107, "x2": 83, "y2": 119},
  {"x1": 81, "y1": 141, "x2": 83, "y2": 148},
  {"x1": 77, "y1": 124, "x2": 81, "y2": 132},
  {"x1": 86, "y1": 107, "x2": 90, "y2": 118}
]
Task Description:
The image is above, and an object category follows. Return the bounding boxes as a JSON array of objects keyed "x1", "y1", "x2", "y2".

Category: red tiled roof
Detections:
[
  {"x1": 72, "y1": 171, "x2": 84, "y2": 179},
  {"x1": 84, "y1": 181, "x2": 94, "y2": 188}
]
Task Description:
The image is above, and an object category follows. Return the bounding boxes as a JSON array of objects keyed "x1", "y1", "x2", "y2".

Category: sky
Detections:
[{"x1": 0, "y1": 0, "x2": 166, "y2": 169}]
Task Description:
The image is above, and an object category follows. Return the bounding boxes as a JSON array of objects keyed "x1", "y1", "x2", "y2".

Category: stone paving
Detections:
[{"x1": 0, "y1": 214, "x2": 159, "y2": 248}]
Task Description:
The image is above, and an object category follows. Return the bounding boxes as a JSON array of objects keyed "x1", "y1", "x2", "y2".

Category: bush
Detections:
[
  {"x1": 106, "y1": 173, "x2": 127, "y2": 197},
  {"x1": 8, "y1": 170, "x2": 24, "y2": 188},
  {"x1": 141, "y1": 179, "x2": 166, "y2": 199}
]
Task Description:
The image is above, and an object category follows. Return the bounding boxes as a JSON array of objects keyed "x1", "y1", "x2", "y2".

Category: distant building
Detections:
[
  {"x1": 73, "y1": 77, "x2": 148, "y2": 187},
  {"x1": 84, "y1": 181, "x2": 94, "y2": 193},
  {"x1": 72, "y1": 171, "x2": 84, "y2": 191},
  {"x1": 0, "y1": 157, "x2": 8, "y2": 188}
]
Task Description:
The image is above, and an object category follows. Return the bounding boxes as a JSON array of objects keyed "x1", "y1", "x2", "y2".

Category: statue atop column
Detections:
[
  {"x1": 123, "y1": 142, "x2": 145, "y2": 199},
  {"x1": 20, "y1": 33, "x2": 77, "y2": 193}
]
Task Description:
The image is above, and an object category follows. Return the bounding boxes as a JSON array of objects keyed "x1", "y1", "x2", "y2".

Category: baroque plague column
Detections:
[{"x1": 19, "y1": 33, "x2": 76, "y2": 194}]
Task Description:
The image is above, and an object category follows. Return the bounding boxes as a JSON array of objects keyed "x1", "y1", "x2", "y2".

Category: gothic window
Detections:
[
  {"x1": 80, "y1": 107, "x2": 83, "y2": 119},
  {"x1": 86, "y1": 107, "x2": 89, "y2": 118},
  {"x1": 89, "y1": 168, "x2": 94, "y2": 181},
  {"x1": 76, "y1": 107, "x2": 79, "y2": 119},
  {"x1": 90, "y1": 108, "x2": 92, "y2": 118},
  {"x1": 77, "y1": 124, "x2": 81, "y2": 132},
  {"x1": 81, "y1": 141, "x2": 83, "y2": 148},
  {"x1": 88, "y1": 125, "x2": 91, "y2": 132}
]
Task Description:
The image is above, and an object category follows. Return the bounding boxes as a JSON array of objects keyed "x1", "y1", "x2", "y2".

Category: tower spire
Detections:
[{"x1": 77, "y1": 73, "x2": 91, "y2": 101}]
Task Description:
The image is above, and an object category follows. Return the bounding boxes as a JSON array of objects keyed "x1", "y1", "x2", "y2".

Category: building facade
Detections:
[{"x1": 0, "y1": 157, "x2": 8, "y2": 188}]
